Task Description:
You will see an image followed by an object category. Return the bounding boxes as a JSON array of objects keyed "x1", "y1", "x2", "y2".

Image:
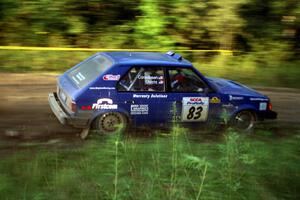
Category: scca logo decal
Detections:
[
  {"x1": 187, "y1": 97, "x2": 204, "y2": 105},
  {"x1": 190, "y1": 97, "x2": 202, "y2": 102}
]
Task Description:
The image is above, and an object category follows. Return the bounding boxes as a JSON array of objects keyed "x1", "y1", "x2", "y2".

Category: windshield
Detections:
[{"x1": 67, "y1": 54, "x2": 112, "y2": 88}]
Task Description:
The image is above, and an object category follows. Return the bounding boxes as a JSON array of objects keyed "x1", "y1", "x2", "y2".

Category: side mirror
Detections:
[
  {"x1": 197, "y1": 88, "x2": 204, "y2": 93},
  {"x1": 197, "y1": 87, "x2": 209, "y2": 94}
]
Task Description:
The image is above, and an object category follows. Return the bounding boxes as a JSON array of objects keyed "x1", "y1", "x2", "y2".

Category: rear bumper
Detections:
[
  {"x1": 48, "y1": 93, "x2": 68, "y2": 125},
  {"x1": 48, "y1": 92, "x2": 89, "y2": 128},
  {"x1": 257, "y1": 110, "x2": 277, "y2": 120}
]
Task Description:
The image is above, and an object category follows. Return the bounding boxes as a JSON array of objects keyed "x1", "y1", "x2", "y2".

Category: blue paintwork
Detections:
[{"x1": 54, "y1": 51, "x2": 276, "y2": 128}]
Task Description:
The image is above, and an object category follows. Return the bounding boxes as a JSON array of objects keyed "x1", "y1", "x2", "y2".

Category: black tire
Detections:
[
  {"x1": 93, "y1": 112, "x2": 127, "y2": 134},
  {"x1": 231, "y1": 110, "x2": 256, "y2": 132}
]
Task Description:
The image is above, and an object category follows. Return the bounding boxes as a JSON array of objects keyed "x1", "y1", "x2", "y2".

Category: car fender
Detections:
[{"x1": 230, "y1": 103, "x2": 258, "y2": 119}]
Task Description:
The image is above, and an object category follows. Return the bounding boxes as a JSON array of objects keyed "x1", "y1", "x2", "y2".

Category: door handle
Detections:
[{"x1": 125, "y1": 100, "x2": 135, "y2": 104}]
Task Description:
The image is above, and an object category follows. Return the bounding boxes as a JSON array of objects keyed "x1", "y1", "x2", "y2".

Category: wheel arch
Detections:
[
  {"x1": 229, "y1": 106, "x2": 258, "y2": 132},
  {"x1": 88, "y1": 108, "x2": 131, "y2": 128},
  {"x1": 230, "y1": 105, "x2": 258, "y2": 121}
]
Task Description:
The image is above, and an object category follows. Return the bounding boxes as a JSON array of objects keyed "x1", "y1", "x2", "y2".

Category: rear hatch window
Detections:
[{"x1": 67, "y1": 54, "x2": 112, "y2": 88}]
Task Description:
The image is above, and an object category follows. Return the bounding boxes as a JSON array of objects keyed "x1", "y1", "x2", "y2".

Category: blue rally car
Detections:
[{"x1": 48, "y1": 51, "x2": 277, "y2": 134}]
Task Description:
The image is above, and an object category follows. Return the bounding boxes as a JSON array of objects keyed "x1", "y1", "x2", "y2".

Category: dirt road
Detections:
[
  {"x1": 0, "y1": 73, "x2": 78, "y2": 140},
  {"x1": 0, "y1": 73, "x2": 299, "y2": 140}
]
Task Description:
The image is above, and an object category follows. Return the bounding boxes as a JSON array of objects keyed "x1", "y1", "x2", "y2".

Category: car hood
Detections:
[{"x1": 207, "y1": 77, "x2": 268, "y2": 99}]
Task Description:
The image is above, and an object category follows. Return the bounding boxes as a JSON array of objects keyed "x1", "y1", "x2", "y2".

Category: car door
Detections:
[
  {"x1": 165, "y1": 67, "x2": 222, "y2": 124},
  {"x1": 116, "y1": 66, "x2": 169, "y2": 125}
]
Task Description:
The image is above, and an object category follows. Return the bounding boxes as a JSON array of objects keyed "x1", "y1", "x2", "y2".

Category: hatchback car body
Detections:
[{"x1": 48, "y1": 51, "x2": 277, "y2": 133}]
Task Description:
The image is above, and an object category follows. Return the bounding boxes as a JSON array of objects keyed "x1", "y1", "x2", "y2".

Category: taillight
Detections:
[
  {"x1": 268, "y1": 102, "x2": 272, "y2": 110},
  {"x1": 81, "y1": 105, "x2": 92, "y2": 110},
  {"x1": 67, "y1": 97, "x2": 76, "y2": 112},
  {"x1": 71, "y1": 101, "x2": 77, "y2": 112}
]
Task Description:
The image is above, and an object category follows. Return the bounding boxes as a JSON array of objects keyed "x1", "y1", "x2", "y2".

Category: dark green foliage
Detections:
[
  {"x1": 0, "y1": 0, "x2": 299, "y2": 52},
  {"x1": 0, "y1": 0, "x2": 300, "y2": 87}
]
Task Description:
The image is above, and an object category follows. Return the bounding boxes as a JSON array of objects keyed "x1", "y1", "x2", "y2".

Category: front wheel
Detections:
[
  {"x1": 94, "y1": 112, "x2": 127, "y2": 134},
  {"x1": 231, "y1": 110, "x2": 256, "y2": 132}
]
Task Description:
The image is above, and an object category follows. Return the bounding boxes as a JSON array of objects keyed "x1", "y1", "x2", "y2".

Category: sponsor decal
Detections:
[
  {"x1": 186, "y1": 97, "x2": 205, "y2": 105},
  {"x1": 130, "y1": 105, "x2": 149, "y2": 115},
  {"x1": 250, "y1": 97, "x2": 268, "y2": 101},
  {"x1": 137, "y1": 75, "x2": 164, "y2": 85},
  {"x1": 72, "y1": 72, "x2": 86, "y2": 85},
  {"x1": 89, "y1": 87, "x2": 115, "y2": 90},
  {"x1": 182, "y1": 97, "x2": 209, "y2": 122},
  {"x1": 76, "y1": 72, "x2": 86, "y2": 81},
  {"x1": 133, "y1": 94, "x2": 150, "y2": 99},
  {"x1": 146, "y1": 80, "x2": 158, "y2": 85},
  {"x1": 138, "y1": 75, "x2": 163, "y2": 80},
  {"x1": 151, "y1": 94, "x2": 167, "y2": 98},
  {"x1": 103, "y1": 74, "x2": 120, "y2": 81},
  {"x1": 229, "y1": 95, "x2": 244, "y2": 101},
  {"x1": 92, "y1": 98, "x2": 118, "y2": 109},
  {"x1": 222, "y1": 103, "x2": 234, "y2": 108},
  {"x1": 72, "y1": 76, "x2": 79, "y2": 84},
  {"x1": 259, "y1": 102, "x2": 267, "y2": 111},
  {"x1": 210, "y1": 97, "x2": 221, "y2": 104},
  {"x1": 133, "y1": 94, "x2": 168, "y2": 99}
]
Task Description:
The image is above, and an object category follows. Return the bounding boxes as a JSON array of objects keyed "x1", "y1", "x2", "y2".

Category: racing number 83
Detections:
[{"x1": 187, "y1": 106, "x2": 203, "y2": 120}]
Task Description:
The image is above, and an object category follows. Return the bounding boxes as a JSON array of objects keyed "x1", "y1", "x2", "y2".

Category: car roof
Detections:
[{"x1": 102, "y1": 51, "x2": 193, "y2": 67}]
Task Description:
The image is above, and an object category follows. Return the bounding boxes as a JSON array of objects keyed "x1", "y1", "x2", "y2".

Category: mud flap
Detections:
[{"x1": 80, "y1": 128, "x2": 90, "y2": 140}]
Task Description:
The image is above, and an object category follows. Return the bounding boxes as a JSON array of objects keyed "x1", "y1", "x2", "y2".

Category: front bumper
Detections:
[
  {"x1": 258, "y1": 110, "x2": 278, "y2": 120},
  {"x1": 48, "y1": 92, "x2": 89, "y2": 128}
]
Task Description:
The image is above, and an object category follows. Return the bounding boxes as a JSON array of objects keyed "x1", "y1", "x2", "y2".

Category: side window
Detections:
[
  {"x1": 168, "y1": 68, "x2": 206, "y2": 92},
  {"x1": 117, "y1": 67, "x2": 165, "y2": 92}
]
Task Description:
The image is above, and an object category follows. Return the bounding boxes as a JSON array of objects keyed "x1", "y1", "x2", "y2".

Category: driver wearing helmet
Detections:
[{"x1": 171, "y1": 69, "x2": 186, "y2": 91}]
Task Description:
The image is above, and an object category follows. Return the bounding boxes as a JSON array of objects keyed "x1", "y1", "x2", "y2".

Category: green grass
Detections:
[
  {"x1": 0, "y1": 50, "x2": 92, "y2": 73},
  {"x1": 0, "y1": 128, "x2": 299, "y2": 200}
]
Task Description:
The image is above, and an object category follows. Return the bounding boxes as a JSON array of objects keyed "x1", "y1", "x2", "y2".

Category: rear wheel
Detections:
[
  {"x1": 94, "y1": 112, "x2": 127, "y2": 134},
  {"x1": 231, "y1": 110, "x2": 256, "y2": 132}
]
